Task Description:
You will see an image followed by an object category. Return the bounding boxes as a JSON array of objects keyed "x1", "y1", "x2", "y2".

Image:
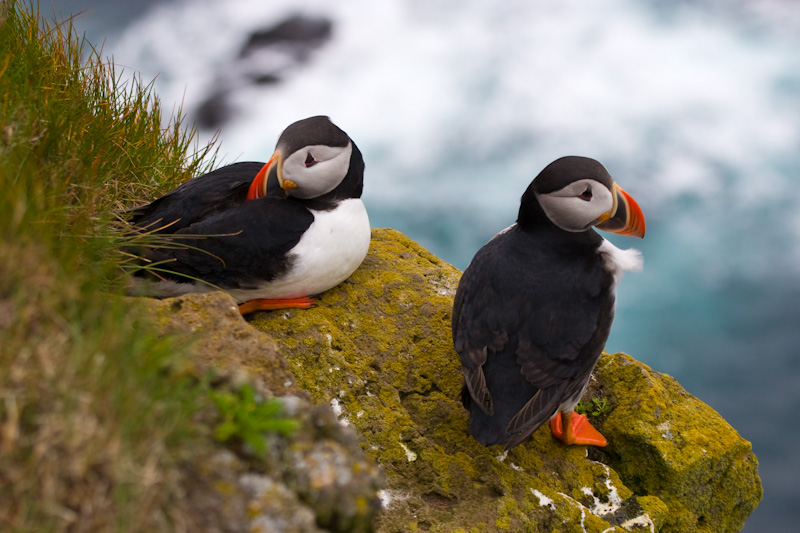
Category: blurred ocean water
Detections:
[{"x1": 56, "y1": 0, "x2": 800, "y2": 530}]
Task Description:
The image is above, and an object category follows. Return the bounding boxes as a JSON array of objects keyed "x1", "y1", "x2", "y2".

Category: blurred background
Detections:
[{"x1": 51, "y1": 0, "x2": 800, "y2": 530}]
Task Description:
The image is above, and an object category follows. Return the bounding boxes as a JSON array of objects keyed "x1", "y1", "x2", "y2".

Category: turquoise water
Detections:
[{"x1": 60, "y1": 0, "x2": 800, "y2": 529}]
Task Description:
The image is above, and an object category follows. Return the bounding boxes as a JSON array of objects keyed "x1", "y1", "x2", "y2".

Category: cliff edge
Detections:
[{"x1": 147, "y1": 228, "x2": 761, "y2": 532}]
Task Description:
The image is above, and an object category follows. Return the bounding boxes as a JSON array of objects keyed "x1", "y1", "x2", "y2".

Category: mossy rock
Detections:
[
  {"x1": 140, "y1": 290, "x2": 301, "y2": 398},
  {"x1": 139, "y1": 228, "x2": 761, "y2": 531},
  {"x1": 140, "y1": 291, "x2": 385, "y2": 532},
  {"x1": 595, "y1": 354, "x2": 762, "y2": 532},
  {"x1": 244, "y1": 228, "x2": 762, "y2": 532}
]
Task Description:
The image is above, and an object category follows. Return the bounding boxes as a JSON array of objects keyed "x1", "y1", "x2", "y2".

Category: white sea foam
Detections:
[{"x1": 108, "y1": 0, "x2": 799, "y2": 214}]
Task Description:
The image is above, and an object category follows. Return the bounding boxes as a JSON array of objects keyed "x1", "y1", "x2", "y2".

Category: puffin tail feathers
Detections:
[
  {"x1": 463, "y1": 367, "x2": 493, "y2": 415},
  {"x1": 503, "y1": 383, "x2": 565, "y2": 450}
]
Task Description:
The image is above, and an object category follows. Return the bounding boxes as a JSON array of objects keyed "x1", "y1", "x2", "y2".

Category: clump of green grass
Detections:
[
  {"x1": 575, "y1": 397, "x2": 610, "y2": 417},
  {"x1": 0, "y1": 1, "x2": 236, "y2": 530},
  {"x1": 211, "y1": 384, "x2": 301, "y2": 456}
]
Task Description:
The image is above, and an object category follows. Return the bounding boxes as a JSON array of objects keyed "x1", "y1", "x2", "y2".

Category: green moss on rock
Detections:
[
  {"x1": 139, "y1": 291, "x2": 385, "y2": 532},
  {"x1": 595, "y1": 353, "x2": 762, "y2": 532},
  {"x1": 243, "y1": 228, "x2": 760, "y2": 532},
  {"x1": 141, "y1": 228, "x2": 760, "y2": 531},
  {"x1": 140, "y1": 291, "x2": 301, "y2": 398}
]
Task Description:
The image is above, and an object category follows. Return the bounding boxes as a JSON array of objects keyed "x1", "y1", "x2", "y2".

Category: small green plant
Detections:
[
  {"x1": 575, "y1": 397, "x2": 609, "y2": 417},
  {"x1": 210, "y1": 384, "x2": 301, "y2": 455}
]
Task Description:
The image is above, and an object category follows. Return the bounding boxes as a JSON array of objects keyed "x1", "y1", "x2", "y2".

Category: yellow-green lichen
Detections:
[
  {"x1": 595, "y1": 353, "x2": 762, "y2": 532},
  {"x1": 247, "y1": 228, "x2": 761, "y2": 532}
]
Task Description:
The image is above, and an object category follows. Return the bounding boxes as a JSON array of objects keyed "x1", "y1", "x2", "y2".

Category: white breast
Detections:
[
  {"x1": 230, "y1": 198, "x2": 371, "y2": 301},
  {"x1": 597, "y1": 238, "x2": 644, "y2": 289}
]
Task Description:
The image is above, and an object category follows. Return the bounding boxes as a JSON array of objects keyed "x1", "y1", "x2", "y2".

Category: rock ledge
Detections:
[{"x1": 147, "y1": 228, "x2": 762, "y2": 532}]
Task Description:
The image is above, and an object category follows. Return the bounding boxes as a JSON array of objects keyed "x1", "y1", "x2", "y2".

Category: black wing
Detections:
[
  {"x1": 453, "y1": 226, "x2": 615, "y2": 447},
  {"x1": 453, "y1": 240, "x2": 512, "y2": 416},
  {"x1": 142, "y1": 197, "x2": 313, "y2": 289},
  {"x1": 129, "y1": 162, "x2": 282, "y2": 233}
]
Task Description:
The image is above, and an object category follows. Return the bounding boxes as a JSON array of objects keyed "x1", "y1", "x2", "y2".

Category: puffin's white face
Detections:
[
  {"x1": 280, "y1": 142, "x2": 353, "y2": 199},
  {"x1": 536, "y1": 178, "x2": 616, "y2": 232}
]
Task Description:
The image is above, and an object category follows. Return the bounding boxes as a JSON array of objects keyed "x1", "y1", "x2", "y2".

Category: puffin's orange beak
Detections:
[
  {"x1": 595, "y1": 183, "x2": 646, "y2": 238},
  {"x1": 246, "y1": 151, "x2": 283, "y2": 201}
]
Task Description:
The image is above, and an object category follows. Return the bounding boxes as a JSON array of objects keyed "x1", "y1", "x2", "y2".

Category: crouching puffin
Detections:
[
  {"x1": 127, "y1": 116, "x2": 370, "y2": 315},
  {"x1": 452, "y1": 156, "x2": 645, "y2": 450}
]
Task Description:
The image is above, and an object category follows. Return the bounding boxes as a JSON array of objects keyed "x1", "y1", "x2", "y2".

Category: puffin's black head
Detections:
[
  {"x1": 518, "y1": 156, "x2": 645, "y2": 238},
  {"x1": 247, "y1": 116, "x2": 364, "y2": 202}
]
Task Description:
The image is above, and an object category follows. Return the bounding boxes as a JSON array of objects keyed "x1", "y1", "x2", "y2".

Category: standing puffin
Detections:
[
  {"x1": 452, "y1": 156, "x2": 645, "y2": 450},
  {"x1": 128, "y1": 116, "x2": 370, "y2": 315}
]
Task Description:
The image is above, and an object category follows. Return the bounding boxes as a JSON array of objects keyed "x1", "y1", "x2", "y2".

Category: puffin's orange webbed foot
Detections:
[
  {"x1": 238, "y1": 296, "x2": 316, "y2": 315},
  {"x1": 550, "y1": 411, "x2": 608, "y2": 447}
]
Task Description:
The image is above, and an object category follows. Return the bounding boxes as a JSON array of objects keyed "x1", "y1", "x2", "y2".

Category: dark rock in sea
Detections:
[
  {"x1": 252, "y1": 73, "x2": 282, "y2": 86},
  {"x1": 196, "y1": 89, "x2": 232, "y2": 131},
  {"x1": 195, "y1": 14, "x2": 333, "y2": 130},
  {"x1": 239, "y1": 14, "x2": 333, "y2": 61}
]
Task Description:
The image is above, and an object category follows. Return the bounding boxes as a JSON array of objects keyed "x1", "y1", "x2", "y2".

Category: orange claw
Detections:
[
  {"x1": 237, "y1": 296, "x2": 316, "y2": 315},
  {"x1": 549, "y1": 411, "x2": 608, "y2": 447}
]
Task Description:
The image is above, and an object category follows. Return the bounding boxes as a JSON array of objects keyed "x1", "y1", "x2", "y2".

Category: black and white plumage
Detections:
[
  {"x1": 452, "y1": 156, "x2": 645, "y2": 450},
  {"x1": 128, "y1": 116, "x2": 370, "y2": 312}
]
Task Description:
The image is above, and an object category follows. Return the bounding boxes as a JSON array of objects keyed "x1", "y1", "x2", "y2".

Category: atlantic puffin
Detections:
[
  {"x1": 127, "y1": 116, "x2": 370, "y2": 314},
  {"x1": 452, "y1": 156, "x2": 645, "y2": 450}
]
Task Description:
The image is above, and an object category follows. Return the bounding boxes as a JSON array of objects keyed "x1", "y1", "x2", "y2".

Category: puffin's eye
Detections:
[
  {"x1": 304, "y1": 153, "x2": 317, "y2": 167},
  {"x1": 579, "y1": 187, "x2": 593, "y2": 201}
]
